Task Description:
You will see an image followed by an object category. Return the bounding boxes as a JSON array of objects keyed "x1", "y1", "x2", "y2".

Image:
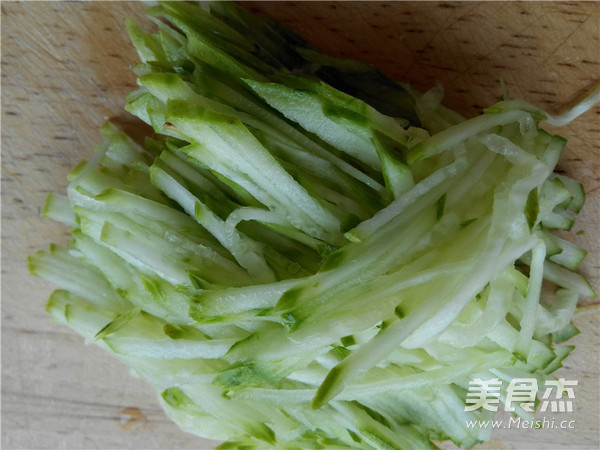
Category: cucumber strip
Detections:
[
  {"x1": 514, "y1": 240, "x2": 546, "y2": 361},
  {"x1": 43, "y1": 193, "x2": 77, "y2": 227},
  {"x1": 191, "y1": 66, "x2": 388, "y2": 196},
  {"x1": 190, "y1": 278, "x2": 304, "y2": 322},
  {"x1": 439, "y1": 270, "x2": 516, "y2": 347},
  {"x1": 555, "y1": 174, "x2": 585, "y2": 213},
  {"x1": 246, "y1": 79, "x2": 382, "y2": 170},
  {"x1": 46, "y1": 290, "x2": 117, "y2": 342},
  {"x1": 406, "y1": 109, "x2": 527, "y2": 164},
  {"x1": 348, "y1": 152, "x2": 471, "y2": 242},
  {"x1": 150, "y1": 164, "x2": 276, "y2": 283},
  {"x1": 105, "y1": 336, "x2": 235, "y2": 360},
  {"x1": 535, "y1": 289, "x2": 579, "y2": 337},
  {"x1": 166, "y1": 101, "x2": 343, "y2": 245},
  {"x1": 29, "y1": 245, "x2": 123, "y2": 310},
  {"x1": 540, "y1": 230, "x2": 587, "y2": 270}
]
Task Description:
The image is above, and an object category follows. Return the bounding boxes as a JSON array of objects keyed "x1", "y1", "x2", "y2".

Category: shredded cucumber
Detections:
[{"x1": 30, "y1": 2, "x2": 597, "y2": 449}]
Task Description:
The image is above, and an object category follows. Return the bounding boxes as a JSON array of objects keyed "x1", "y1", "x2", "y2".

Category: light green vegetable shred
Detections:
[{"x1": 30, "y1": 2, "x2": 596, "y2": 449}]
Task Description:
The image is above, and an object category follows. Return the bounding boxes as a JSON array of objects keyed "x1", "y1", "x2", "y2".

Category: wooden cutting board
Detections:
[{"x1": 2, "y1": 2, "x2": 598, "y2": 449}]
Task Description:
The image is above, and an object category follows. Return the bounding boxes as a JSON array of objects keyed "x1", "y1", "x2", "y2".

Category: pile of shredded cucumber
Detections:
[{"x1": 30, "y1": 2, "x2": 597, "y2": 448}]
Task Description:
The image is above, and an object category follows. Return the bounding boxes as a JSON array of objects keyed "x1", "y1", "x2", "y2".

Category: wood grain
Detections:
[{"x1": 2, "y1": 2, "x2": 598, "y2": 449}]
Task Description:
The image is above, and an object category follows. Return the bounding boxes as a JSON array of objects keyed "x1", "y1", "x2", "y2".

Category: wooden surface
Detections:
[{"x1": 2, "y1": 2, "x2": 598, "y2": 449}]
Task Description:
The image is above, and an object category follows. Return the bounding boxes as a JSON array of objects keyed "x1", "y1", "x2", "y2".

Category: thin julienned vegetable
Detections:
[{"x1": 30, "y1": 2, "x2": 597, "y2": 448}]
